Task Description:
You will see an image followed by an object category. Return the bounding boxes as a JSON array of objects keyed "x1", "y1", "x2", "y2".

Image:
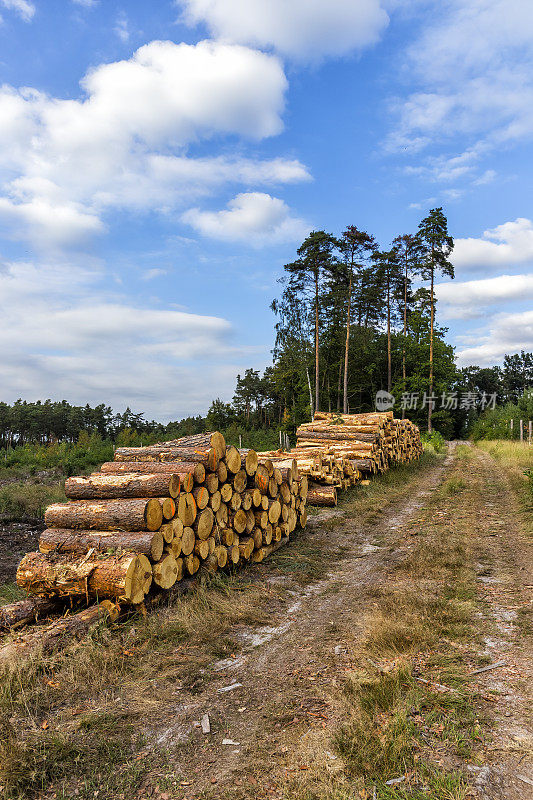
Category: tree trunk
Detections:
[
  {"x1": 152, "y1": 554, "x2": 178, "y2": 589},
  {"x1": 306, "y1": 483, "x2": 337, "y2": 506},
  {"x1": 315, "y1": 268, "x2": 320, "y2": 413},
  {"x1": 429, "y1": 262, "x2": 434, "y2": 433},
  {"x1": 0, "y1": 596, "x2": 59, "y2": 631},
  {"x1": 224, "y1": 445, "x2": 242, "y2": 474},
  {"x1": 343, "y1": 272, "x2": 352, "y2": 413},
  {"x1": 177, "y1": 493, "x2": 197, "y2": 527},
  {"x1": 114, "y1": 445, "x2": 218, "y2": 471},
  {"x1": 387, "y1": 270, "x2": 392, "y2": 393},
  {"x1": 65, "y1": 472, "x2": 180, "y2": 500},
  {"x1": 192, "y1": 507, "x2": 214, "y2": 540},
  {"x1": 45, "y1": 498, "x2": 163, "y2": 532},
  {"x1": 39, "y1": 528, "x2": 164, "y2": 562},
  {"x1": 402, "y1": 254, "x2": 408, "y2": 418},
  {"x1": 0, "y1": 601, "x2": 120, "y2": 667},
  {"x1": 17, "y1": 551, "x2": 152, "y2": 604}
]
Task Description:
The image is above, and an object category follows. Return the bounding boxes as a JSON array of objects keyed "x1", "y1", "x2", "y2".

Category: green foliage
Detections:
[
  {"x1": 421, "y1": 430, "x2": 446, "y2": 453},
  {"x1": 0, "y1": 481, "x2": 66, "y2": 519}
]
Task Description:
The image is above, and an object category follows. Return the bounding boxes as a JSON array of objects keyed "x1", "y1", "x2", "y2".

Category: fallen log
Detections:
[
  {"x1": 0, "y1": 596, "x2": 59, "y2": 631},
  {"x1": 100, "y1": 460, "x2": 202, "y2": 488},
  {"x1": 16, "y1": 551, "x2": 152, "y2": 604},
  {"x1": 307, "y1": 483, "x2": 337, "y2": 506},
  {"x1": 0, "y1": 601, "x2": 120, "y2": 667}
]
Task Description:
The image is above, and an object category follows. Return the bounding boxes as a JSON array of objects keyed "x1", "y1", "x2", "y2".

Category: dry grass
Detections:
[{"x1": 284, "y1": 454, "x2": 485, "y2": 800}]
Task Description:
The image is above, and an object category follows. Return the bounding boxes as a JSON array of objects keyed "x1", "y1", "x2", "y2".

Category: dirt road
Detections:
[{"x1": 122, "y1": 444, "x2": 530, "y2": 799}]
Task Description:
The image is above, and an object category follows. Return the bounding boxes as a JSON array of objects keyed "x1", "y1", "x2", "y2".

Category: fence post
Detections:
[
  {"x1": 529, "y1": 421, "x2": 532, "y2": 446},
  {"x1": 520, "y1": 419, "x2": 523, "y2": 442},
  {"x1": 239, "y1": 434, "x2": 242, "y2": 449},
  {"x1": 279, "y1": 430, "x2": 282, "y2": 448},
  {"x1": 510, "y1": 418, "x2": 514, "y2": 437}
]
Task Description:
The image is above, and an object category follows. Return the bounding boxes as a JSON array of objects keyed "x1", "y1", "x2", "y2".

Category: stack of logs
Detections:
[
  {"x1": 14, "y1": 432, "x2": 308, "y2": 612},
  {"x1": 258, "y1": 411, "x2": 422, "y2": 506}
]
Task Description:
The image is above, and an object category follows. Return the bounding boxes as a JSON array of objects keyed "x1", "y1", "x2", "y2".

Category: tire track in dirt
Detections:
[{"x1": 139, "y1": 449, "x2": 456, "y2": 797}]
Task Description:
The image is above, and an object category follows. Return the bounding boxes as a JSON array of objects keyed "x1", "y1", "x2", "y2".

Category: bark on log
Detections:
[
  {"x1": 307, "y1": 483, "x2": 337, "y2": 506},
  {"x1": 169, "y1": 431, "x2": 226, "y2": 459},
  {"x1": 100, "y1": 460, "x2": 202, "y2": 488},
  {"x1": 65, "y1": 473, "x2": 179, "y2": 500},
  {"x1": 0, "y1": 596, "x2": 59, "y2": 631},
  {"x1": 17, "y1": 552, "x2": 152, "y2": 604},
  {"x1": 45, "y1": 498, "x2": 163, "y2": 532},
  {"x1": 39, "y1": 528, "x2": 164, "y2": 562},
  {"x1": 114, "y1": 445, "x2": 219, "y2": 471},
  {"x1": 0, "y1": 601, "x2": 120, "y2": 667}
]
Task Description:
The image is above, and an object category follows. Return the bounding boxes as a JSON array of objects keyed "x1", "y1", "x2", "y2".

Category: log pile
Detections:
[
  {"x1": 13, "y1": 432, "x2": 308, "y2": 613},
  {"x1": 259, "y1": 411, "x2": 422, "y2": 506}
]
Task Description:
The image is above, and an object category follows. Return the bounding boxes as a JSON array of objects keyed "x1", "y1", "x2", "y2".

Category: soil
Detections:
[{"x1": 0, "y1": 520, "x2": 42, "y2": 584}]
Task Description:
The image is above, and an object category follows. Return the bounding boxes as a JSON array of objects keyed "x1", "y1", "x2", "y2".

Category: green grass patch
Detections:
[
  {"x1": 0, "y1": 481, "x2": 66, "y2": 519},
  {"x1": 0, "y1": 583, "x2": 25, "y2": 606}
]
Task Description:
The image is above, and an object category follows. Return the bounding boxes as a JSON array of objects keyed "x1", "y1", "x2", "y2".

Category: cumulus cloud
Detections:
[
  {"x1": 0, "y1": 40, "x2": 309, "y2": 247},
  {"x1": 178, "y1": 0, "x2": 389, "y2": 61},
  {"x1": 0, "y1": 259, "x2": 263, "y2": 419},
  {"x1": 437, "y1": 274, "x2": 533, "y2": 318},
  {"x1": 388, "y1": 1, "x2": 533, "y2": 182},
  {"x1": 453, "y1": 218, "x2": 533, "y2": 271},
  {"x1": 182, "y1": 192, "x2": 310, "y2": 245},
  {"x1": 457, "y1": 309, "x2": 533, "y2": 366},
  {"x1": 1, "y1": 0, "x2": 35, "y2": 21}
]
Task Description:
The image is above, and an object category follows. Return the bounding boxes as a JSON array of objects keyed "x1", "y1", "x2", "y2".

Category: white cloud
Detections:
[
  {"x1": 0, "y1": 258, "x2": 263, "y2": 419},
  {"x1": 453, "y1": 218, "x2": 533, "y2": 271},
  {"x1": 178, "y1": 0, "x2": 389, "y2": 61},
  {"x1": 114, "y1": 10, "x2": 129, "y2": 42},
  {"x1": 388, "y1": 1, "x2": 533, "y2": 181},
  {"x1": 1, "y1": 0, "x2": 35, "y2": 21},
  {"x1": 72, "y1": 0, "x2": 98, "y2": 7},
  {"x1": 0, "y1": 40, "x2": 309, "y2": 247},
  {"x1": 142, "y1": 268, "x2": 167, "y2": 281},
  {"x1": 457, "y1": 309, "x2": 533, "y2": 366},
  {"x1": 437, "y1": 274, "x2": 533, "y2": 318},
  {"x1": 182, "y1": 192, "x2": 310, "y2": 245}
]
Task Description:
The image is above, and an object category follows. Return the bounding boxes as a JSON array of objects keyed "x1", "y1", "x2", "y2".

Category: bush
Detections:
[
  {"x1": 421, "y1": 430, "x2": 446, "y2": 453},
  {"x1": 0, "y1": 482, "x2": 66, "y2": 519}
]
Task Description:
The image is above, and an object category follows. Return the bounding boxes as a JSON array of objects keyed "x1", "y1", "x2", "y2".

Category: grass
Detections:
[
  {"x1": 0, "y1": 583, "x2": 25, "y2": 606},
  {"x1": 0, "y1": 481, "x2": 66, "y2": 519},
  {"x1": 477, "y1": 440, "x2": 533, "y2": 530},
  {"x1": 0, "y1": 572, "x2": 274, "y2": 798},
  {"x1": 284, "y1": 452, "x2": 485, "y2": 800}
]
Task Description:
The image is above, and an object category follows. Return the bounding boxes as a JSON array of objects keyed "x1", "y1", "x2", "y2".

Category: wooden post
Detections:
[
  {"x1": 529, "y1": 420, "x2": 532, "y2": 446},
  {"x1": 520, "y1": 419, "x2": 523, "y2": 442},
  {"x1": 510, "y1": 418, "x2": 514, "y2": 438},
  {"x1": 239, "y1": 434, "x2": 242, "y2": 449}
]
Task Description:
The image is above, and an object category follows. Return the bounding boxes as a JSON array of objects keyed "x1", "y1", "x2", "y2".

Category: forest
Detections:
[{"x1": 1, "y1": 208, "x2": 532, "y2": 455}]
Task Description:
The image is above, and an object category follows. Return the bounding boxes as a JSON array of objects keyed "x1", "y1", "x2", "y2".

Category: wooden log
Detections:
[
  {"x1": 181, "y1": 527, "x2": 195, "y2": 556},
  {"x1": 228, "y1": 544, "x2": 240, "y2": 564},
  {"x1": 207, "y1": 536, "x2": 216, "y2": 554},
  {"x1": 229, "y1": 492, "x2": 242, "y2": 511},
  {"x1": 17, "y1": 552, "x2": 152, "y2": 604},
  {"x1": 161, "y1": 497, "x2": 176, "y2": 520},
  {"x1": 204, "y1": 473, "x2": 219, "y2": 494},
  {"x1": 152, "y1": 554, "x2": 178, "y2": 589},
  {"x1": 209, "y1": 490, "x2": 222, "y2": 512},
  {"x1": 228, "y1": 509, "x2": 247, "y2": 534},
  {"x1": 221, "y1": 528, "x2": 235, "y2": 546},
  {"x1": 299, "y1": 508, "x2": 308, "y2": 528},
  {"x1": 0, "y1": 601, "x2": 120, "y2": 667},
  {"x1": 254, "y1": 464, "x2": 270, "y2": 494},
  {"x1": 170, "y1": 432, "x2": 226, "y2": 459},
  {"x1": 45, "y1": 498, "x2": 163, "y2": 533},
  {"x1": 245, "y1": 509, "x2": 255, "y2": 534},
  {"x1": 268, "y1": 477, "x2": 279, "y2": 498},
  {"x1": 159, "y1": 522, "x2": 175, "y2": 544},
  {"x1": 114, "y1": 445, "x2": 219, "y2": 471},
  {"x1": 165, "y1": 538, "x2": 182, "y2": 558},
  {"x1": 233, "y1": 469, "x2": 247, "y2": 494},
  {"x1": 214, "y1": 545, "x2": 227, "y2": 568},
  {"x1": 240, "y1": 449, "x2": 258, "y2": 476},
  {"x1": 224, "y1": 445, "x2": 241, "y2": 474},
  {"x1": 307, "y1": 483, "x2": 337, "y2": 506},
  {"x1": 220, "y1": 483, "x2": 233, "y2": 503},
  {"x1": 100, "y1": 460, "x2": 202, "y2": 488},
  {"x1": 241, "y1": 491, "x2": 253, "y2": 511},
  {"x1": 177, "y1": 493, "x2": 197, "y2": 526},
  {"x1": 267, "y1": 499, "x2": 282, "y2": 524},
  {"x1": 185, "y1": 554, "x2": 200, "y2": 575},
  {"x1": 39, "y1": 528, "x2": 164, "y2": 562},
  {"x1": 216, "y1": 503, "x2": 228, "y2": 527},
  {"x1": 217, "y1": 461, "x2": 228, "y2": 483},
  {"x1": 194, "y1": 539, "x2": 209, "y2": 560},
  {"x1": 238, "y1": 537, "x2": 254, "y2": 559},
  {"x1": 252, "y1": 527, "x2": 262, "y2": 549},
  {"x1": 251, "y1": 488, "x2": 262, "y2": 507},
  {"x1": 0, "y1": 596, "x2": 59, "y2": 631},
  {"x1": 192, "y1": 507, "x2": 214, "y2": 540},
  {"x1": 254, "y1": 510, "x2": 268, "y2": 530},
  {"x1": 65, "y1": 472, "x2": 180, "y2": 500},
  {"x1": 191, "y1": 486, "x2": 209, "y2": 510}
]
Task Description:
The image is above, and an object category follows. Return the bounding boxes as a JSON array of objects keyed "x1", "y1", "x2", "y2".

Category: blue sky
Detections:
[{"x1": 1, "y1": 0, "x2": 532, "y2": 421}]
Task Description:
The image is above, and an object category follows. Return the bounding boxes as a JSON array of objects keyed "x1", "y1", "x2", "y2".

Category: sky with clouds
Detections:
[{"x1": 0, "y1": 0, "x2": 532, "y2": 420}]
